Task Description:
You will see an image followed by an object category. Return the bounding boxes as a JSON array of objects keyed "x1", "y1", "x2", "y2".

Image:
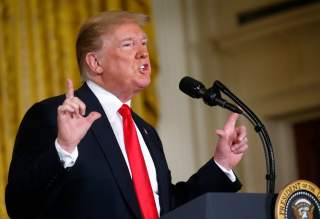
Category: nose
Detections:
[{"x1": 136, "y1": 46, "x2": 149, "y2": 59}]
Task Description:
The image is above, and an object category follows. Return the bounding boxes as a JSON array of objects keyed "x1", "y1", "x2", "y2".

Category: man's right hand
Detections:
[{"x1": 57, "y1": 79, "x2": 101, "y2": 153}]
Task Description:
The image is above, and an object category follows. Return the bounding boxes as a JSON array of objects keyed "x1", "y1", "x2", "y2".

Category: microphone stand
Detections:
[{"x1": 213, "y1": 81, "x2": 276, "y2": 194}]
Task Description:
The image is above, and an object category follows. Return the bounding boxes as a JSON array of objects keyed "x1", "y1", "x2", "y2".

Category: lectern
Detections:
[{"x1": 161, "y1": 193, "x2": 277, "y2": 219}]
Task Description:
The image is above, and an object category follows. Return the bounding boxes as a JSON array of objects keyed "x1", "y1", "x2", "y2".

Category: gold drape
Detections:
[{"x1": 0, "y1": 0, "x2": 159, "y2": 218}]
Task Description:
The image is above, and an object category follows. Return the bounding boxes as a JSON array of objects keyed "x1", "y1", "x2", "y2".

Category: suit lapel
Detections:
[
  {"x1": 133, "y1": 113, "x2": 171, "y2": 215},
  {"x1": 76, "y1": 83, "x2": 142, "y2": 219}
]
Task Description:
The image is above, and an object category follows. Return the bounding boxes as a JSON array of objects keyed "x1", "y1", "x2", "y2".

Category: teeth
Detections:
[{"x1": 140, "y1": 65, "x2": 145, "y2": 70}]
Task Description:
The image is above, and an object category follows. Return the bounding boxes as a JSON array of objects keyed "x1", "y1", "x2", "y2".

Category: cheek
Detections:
[
  {"x1": 102, "y1": 58, "x2": 128, "y2": 74},
  {"x1": 102, "y1": 51, "x2": 137, "y2": 79},
  {"x1": 118, "y1": 60, "x2": 138, "y2": 77}
]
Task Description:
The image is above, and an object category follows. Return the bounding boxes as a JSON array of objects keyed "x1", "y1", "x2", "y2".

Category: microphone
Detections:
[
  {"x1": 179, "y1": 76, "x2": 242, "y2": 114},
  {"x1": 180, "y1": 76, "x2": 276, "y2": 193}
]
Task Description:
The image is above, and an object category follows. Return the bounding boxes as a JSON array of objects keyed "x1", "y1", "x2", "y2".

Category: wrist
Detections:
[
  {"x1": 57, "y1": 138, "x2": 77, "y2": 153},
  {"x1": 213, "y1": 157, "x2": 231, "y2": 171}
]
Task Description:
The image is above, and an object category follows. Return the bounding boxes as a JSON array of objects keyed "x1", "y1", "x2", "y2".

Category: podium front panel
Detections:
[{"x1": 161, "y1": 193, "x2": 276, "y2": 219}]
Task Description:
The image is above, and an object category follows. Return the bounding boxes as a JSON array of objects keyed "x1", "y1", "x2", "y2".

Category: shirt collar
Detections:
[{"x1": 86, "y1": 80, "x2": 131, "y2": 121}]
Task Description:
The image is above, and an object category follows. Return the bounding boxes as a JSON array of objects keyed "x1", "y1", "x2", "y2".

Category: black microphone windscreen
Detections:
[{"x1": 179, "y1": 76, "x2": 205, "y2": 98}]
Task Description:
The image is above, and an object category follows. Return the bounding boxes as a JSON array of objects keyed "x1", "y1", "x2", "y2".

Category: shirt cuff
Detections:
[
  {"x1": 55, "y1": 139, "x2": 78, "y2": 168},
  {"x1": 214, "y1": 160, "x2": 236, "y2": 182}
]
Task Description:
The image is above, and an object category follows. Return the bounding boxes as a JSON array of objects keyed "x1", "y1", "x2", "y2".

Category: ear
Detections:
[{"x1": 85, "y1": 52, "x2": 103, "y2": 74}]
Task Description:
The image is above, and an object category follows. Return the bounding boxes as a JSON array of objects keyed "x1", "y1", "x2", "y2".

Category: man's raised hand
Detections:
[
  {"x1": 213, "y1": 113, "x2": 248, "y2": 170},
  {"x1": 57, "y1": 79, "x2": 101, "y2": 153}
]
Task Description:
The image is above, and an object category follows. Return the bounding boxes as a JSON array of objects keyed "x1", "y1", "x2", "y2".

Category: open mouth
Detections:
[{"x1": 139, "y1": 64, "x2": 149, "y2": 73}]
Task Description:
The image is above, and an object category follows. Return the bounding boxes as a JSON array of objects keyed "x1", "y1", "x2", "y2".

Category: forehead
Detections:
[{"x1": 105, "y1": 22, "x2": 147, "y2": 41}]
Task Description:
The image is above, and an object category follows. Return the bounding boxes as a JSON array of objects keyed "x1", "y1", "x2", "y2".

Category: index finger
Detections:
[
  {"x1": 224, "y1": 113, "x2": 240, "y2": 130},
  {"x1": 66, "y1": 79, "x2": 74, "y2": 99}
]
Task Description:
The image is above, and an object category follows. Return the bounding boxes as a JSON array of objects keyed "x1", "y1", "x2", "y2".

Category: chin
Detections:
[{"x1": 136, "y1": 78, "x2": 151, "y2": 90}]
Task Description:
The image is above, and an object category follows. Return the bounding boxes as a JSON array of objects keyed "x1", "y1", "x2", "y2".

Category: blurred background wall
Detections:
[
  {"x1": 0, "y1": 1, "x2": 159, "y2": 217},
  {"x1": 1, "y1": 0, "x2": 320, "y2": 217},
  {"x1": 152, "y1": 0, "x2": 320, "y2": 192}
]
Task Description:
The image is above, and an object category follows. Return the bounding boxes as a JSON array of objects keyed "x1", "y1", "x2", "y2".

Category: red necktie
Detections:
[{"x1": 118, "y1": 104, "x2": 158, "y2": 219}]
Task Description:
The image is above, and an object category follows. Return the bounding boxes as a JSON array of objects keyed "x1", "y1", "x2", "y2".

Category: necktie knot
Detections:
[{"x1": 118, "y1": 104, "x2": 132, "y2": 118}]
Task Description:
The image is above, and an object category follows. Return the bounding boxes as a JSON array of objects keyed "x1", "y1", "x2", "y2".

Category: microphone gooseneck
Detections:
[{"x1": 179, "y1": 76, "x2": 276, "y2": 194}]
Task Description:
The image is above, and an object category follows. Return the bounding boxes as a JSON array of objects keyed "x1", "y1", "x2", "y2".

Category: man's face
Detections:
[{"x1": 96, "y1": 22, "x2": 151, "y2": 101}]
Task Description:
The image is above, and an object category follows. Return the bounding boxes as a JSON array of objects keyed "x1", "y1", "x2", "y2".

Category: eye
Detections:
[
  {"x1": 142, "y1": 39, "x2": 148, "y2": 46},
  {"x1": 121, "y1": 40, "x2": 134, "y2": 48}
]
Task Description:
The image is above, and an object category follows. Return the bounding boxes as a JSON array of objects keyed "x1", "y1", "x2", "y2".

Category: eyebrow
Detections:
[{"x1": 120, "y1": 35, "x2": 148, "y2": 42}]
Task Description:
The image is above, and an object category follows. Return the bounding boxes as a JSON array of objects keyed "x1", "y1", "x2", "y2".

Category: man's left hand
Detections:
[{"x1": 213, "y1": 113, "x2": 248, "y2": 170}]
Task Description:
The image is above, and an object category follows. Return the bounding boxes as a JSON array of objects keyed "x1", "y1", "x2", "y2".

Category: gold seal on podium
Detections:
[{"x1": 275, "y1": 180, "x2": 320, "y2": 219}]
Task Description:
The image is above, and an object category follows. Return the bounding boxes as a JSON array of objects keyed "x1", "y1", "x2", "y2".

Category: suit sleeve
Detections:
[
  {"x1": 170, "y1": 159, "x2": 242, "y2": 208},
  {"x1": 147, "y1": 125, "x2": 242, "y2": 211},
  {"x1": 5, "y1": 101, "x2": 68, "y2": 218}
]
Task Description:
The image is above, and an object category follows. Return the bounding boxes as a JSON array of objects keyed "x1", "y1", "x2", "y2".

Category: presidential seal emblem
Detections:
[{"x1": 275, "y1": 180, "x2": 320, "y2": 219}]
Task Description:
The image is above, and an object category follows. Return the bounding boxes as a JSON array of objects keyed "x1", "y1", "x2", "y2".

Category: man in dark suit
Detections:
[{"x1": 5, "y1": 11, "x2": 248, "y2": 219}]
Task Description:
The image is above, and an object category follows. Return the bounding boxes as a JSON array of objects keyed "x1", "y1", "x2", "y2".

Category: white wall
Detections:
[
  {"x1": 151, "y1": 0, "x2": 229, "y2": 183},
  {"x1": 151, "y1": 0, "x2": 198, "y2": 182},
  {"x1": 152, "y1": 0, "x2": 320, "y2": 191}
]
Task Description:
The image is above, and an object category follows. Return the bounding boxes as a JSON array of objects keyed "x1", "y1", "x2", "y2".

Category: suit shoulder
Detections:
[
  {"x1": 22, "y1": 94, "x2": 65, "y2": 122},
  {"x1": 14, "y1": 95, "x2": 65, "y2": 145},
  {"x1": 22, "y1": 83, "x2": 87, "y2": 123},
  {"x1": 35, "y1": 94, "x2": 66, "y2": 109}
]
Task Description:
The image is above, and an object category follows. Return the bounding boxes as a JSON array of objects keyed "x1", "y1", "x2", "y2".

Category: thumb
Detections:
[
  {"x1": 86, "y1": 112, "x2": 101, "y2": 125},
  {"x1": 216, "y1": 129, "x2": 225, "y2": 138}
]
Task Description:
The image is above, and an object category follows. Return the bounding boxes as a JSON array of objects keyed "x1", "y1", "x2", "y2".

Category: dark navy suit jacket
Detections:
[{"x1": 6, "y1": 82, "x2": 241, "y2": 219}]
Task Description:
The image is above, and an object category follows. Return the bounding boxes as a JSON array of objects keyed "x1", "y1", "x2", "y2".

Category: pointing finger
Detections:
[
  {"x1": 224, "y1": 113, "x2": 240, "y2": 130},
  {"x1": 66, "y1": 79, "x2": 74, "y2": 99}
]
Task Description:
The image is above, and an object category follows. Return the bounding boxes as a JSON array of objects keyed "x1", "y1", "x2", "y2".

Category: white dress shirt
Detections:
[{"x1": 55, "y1": 80, "x2": 236, "y2": 215}]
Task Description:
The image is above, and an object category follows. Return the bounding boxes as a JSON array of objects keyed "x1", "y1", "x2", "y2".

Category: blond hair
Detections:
[{"x1": 76, "y1": 11, "x2": 149, "y2": 79}]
